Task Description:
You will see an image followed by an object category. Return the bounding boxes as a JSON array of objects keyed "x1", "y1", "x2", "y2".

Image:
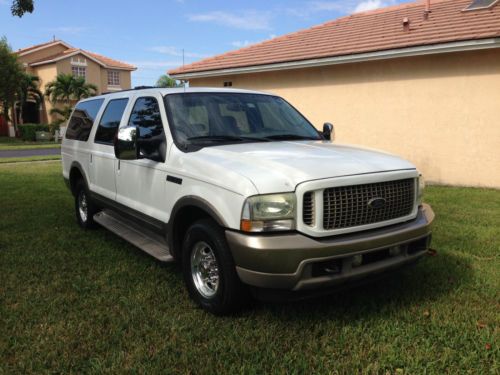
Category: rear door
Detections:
[{"x1": 89, "y1": 96, "x2": 130, "y2": 200}]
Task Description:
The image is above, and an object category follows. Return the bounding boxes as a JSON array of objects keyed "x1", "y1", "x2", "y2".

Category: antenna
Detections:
[{"x1": 183, "y1": 48, "x2": 186, "y2": 93}]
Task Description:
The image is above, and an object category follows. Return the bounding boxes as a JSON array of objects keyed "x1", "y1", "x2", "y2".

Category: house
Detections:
[
  {"x1": 169, "y1": 0, "x2": 500, "y2": 188},
  {"x1": 16, "y1": 40, "x2": 136, "y2": 124}
]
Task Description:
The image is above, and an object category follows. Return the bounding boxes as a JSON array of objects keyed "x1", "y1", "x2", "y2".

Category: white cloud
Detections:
[
  {"x1": 231, "y1": 40, "x2": 253, "y2": 48},
  {"x1": 354, "y1": 0, "x2": 385, "y2": 13},
  {"x1": 188, "y1": 11, "x2": 272, "y2": 31},
  {"x1": 149, "y1": 46, "x2": 208, "y2": 59},
  {"x1": 45, "y1": 26, "x2": 88, "y2": 35},
  {"x1": 231, "y1": 34, "x2": 277, "y2": 49},
  {"x1": 129, "y1": 60, "x2": 184, "y2": 69},
  {"x1": 309, "y1": 1, "x2": 347, "y2": 12}
]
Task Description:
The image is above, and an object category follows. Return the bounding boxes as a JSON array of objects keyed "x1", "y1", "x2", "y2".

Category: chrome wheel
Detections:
[
  {"x1": 190, "y1": 241, "x2": 220, "y2": 298},
  {"x1": 78, "y1": 190, "x2": 88, "y2": 222}
]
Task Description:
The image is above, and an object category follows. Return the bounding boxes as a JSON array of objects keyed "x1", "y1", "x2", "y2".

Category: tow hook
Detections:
[{"x1": 427, "y1": 248, "x2": 437, "y2": 256}]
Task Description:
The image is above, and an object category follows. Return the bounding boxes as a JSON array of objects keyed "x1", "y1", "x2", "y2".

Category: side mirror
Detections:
[
  {"x1": 114, "y1": 126, "x2": 138, "y2": 160},
  {"x1": 323, "y1": 122, "x2": 335, "y2": 141}
]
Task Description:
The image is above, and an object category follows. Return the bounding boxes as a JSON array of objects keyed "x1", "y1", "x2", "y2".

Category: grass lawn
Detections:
[
  {"x1": 0, "y1": 162, "x2": 498, "y2": 374},
  {"x1": 0, "y1": 136, "x2": 60, "y2": 151}
]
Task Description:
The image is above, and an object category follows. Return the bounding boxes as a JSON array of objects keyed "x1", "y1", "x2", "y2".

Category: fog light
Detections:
[
  {"x1": 389, "y1": 246, "x2": 401, "y2": 257},
  {"x1": 352, "y1": 254, "x2": 363, "y2": 267}
]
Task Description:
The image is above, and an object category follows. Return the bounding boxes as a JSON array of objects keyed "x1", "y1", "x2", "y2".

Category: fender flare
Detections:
[
  {"x1": 69, "y1": 161, "x2": 89, "y2": 195},
  {"x1": 167, "y1": 196, "x2": 229, "y2": 258}
]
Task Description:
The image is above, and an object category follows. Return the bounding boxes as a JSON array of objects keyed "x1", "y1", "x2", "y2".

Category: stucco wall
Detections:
[
  {"x1": 32, "y1": 64, "x2": 58, "y2": 123},
  {"x1": 189, "y1": 49, "x2": 500, "y2": 188},
  {"x1": 57, "y1": 55, "x2": 103, "y2": 93}
]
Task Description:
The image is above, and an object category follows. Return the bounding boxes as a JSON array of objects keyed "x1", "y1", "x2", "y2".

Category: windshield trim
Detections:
[{"x1": 163, "y1": 92, "x2": 323, "y2": 153}]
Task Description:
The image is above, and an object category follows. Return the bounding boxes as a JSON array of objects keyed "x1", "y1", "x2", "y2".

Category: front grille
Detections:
[
  {"x1": 321, "y1": 178, "x2": 415, "y2": 230},
  {"x1": 303, "y1": 191, "x2": 314, "y2": 226}
]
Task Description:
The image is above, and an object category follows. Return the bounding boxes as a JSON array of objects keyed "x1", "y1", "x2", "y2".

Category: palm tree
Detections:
[
  {"x1": 45, "y1": 74, "x2": 97, "y2": 122},
  {"x1": 156, "y1": 74, "x2": 179, "y2": 88},
  {"x1": 17, "y1": 73, "x2": 43, "y2": 124}
]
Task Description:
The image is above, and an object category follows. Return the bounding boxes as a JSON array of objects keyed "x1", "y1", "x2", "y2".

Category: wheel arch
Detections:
[
  {"x1": 168, "y1": 196, "x2": 229, "y2": 262},
  {"x1": 69, "y1": 161, "x2": 89, "y2": 196}
]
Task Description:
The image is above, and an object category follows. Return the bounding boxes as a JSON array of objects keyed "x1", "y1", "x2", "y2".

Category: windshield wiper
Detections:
[
  {"x1": 264, "y1": 134, "x2": 320, "y2": 141},
  {"x1": 187, "y1": 135, "x2": 270, "y2": 143}
]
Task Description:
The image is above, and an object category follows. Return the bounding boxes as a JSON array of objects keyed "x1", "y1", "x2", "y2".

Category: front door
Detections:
[{"x1": 115, "y1": 95, "x2": 170, "y2": 224}]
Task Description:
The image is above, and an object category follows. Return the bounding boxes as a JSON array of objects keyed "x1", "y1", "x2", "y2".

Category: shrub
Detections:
[{"x1": 18, "y1": 123, "x2": 50, "y2": 141}]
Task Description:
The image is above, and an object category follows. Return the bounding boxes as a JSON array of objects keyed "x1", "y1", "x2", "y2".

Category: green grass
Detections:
[
  {"x1": 0, "y1": 155, "x2": 61, "y2": 164},
  {"x1": 0, "y1": 136, "x2": 60, "y2": 151},
  {"x1": 0, "y1": 162, "x2": 498, "y2": 374}
]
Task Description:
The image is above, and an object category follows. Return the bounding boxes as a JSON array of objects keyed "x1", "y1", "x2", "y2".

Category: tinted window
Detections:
[
  {"x1": 128, "y1": 97, "x2": 166, "y2": 161},
  {"x1": 94, "y1": 98, "x2": 129, "y2": 145},
  {"x1": 66, "y1": 99, "x2": 104, "y2": 141},
  {"x1": 164, "y1": 93, "x2": 320, "y2": 150}
]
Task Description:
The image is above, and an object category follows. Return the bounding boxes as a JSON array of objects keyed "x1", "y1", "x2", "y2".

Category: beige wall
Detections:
[{"x1": 189, "y1": 49, "x2": 500, "y2": 188}]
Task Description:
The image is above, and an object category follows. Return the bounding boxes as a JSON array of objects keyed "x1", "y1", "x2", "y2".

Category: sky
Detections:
[{"x1": 1, "y1": 0, "x2": 408, "y2": 86}]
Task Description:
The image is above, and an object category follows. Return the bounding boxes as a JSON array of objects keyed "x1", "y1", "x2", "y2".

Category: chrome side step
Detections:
[{"x1": 94, "y1": 210, "x2": 173, "y2": 263}]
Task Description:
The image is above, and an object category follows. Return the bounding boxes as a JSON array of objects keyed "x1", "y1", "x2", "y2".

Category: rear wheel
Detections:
[
  {"x1": 74, "y1": 180, "x2": 99, "y2": 229},
  {"x1": 182, "y1": 218, "x2": 249, "y2": 314}
]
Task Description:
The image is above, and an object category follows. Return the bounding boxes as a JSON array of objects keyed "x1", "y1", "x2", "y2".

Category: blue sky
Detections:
[{"x1": 1, "y1": 0, "x2": 406, "y2": 86}]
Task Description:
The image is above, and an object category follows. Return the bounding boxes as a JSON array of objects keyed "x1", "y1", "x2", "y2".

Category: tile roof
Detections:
[
  {"x1": 18, "y1": 41, "x2": 136, "y2": 70},
  {"x1": 16, "y1": 40, "x2": 64, "y2": 54},
  {"x1": 29, "y1": 48, "x2": 136, "y2": 70},
  {"x1": 169, "y1": 0, "x2": 500, "y2": 75}
]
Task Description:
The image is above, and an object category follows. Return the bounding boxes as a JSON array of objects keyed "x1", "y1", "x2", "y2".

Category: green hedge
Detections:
[{"x1": 18, "y1": 124, "x2": 50, "y2": 141}]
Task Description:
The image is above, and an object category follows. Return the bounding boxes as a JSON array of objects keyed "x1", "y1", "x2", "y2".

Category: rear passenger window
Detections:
[
  {"x1": 66, "y1": 99, "x2": 104, "y2": 141},
  {"x1": 94, "y1": 98, "x2": 129, "y2": 145}
]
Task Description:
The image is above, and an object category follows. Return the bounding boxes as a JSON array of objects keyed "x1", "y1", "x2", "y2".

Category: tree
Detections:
[
  {"x1": 0, "y1": 37, "x2": 24, "y2": 132},
  {"x1": 17, "y1": 73, "x2": 43, "y2": 124},
  {"x1": 11, "y1": 0, "x2": 34, "y2": 17},
  {"x1": 156, "y1": 74, "x2": 179, "y2": 88},
  {"x1": 45, "y1": 74, "x2": 97, "y2": 123}
]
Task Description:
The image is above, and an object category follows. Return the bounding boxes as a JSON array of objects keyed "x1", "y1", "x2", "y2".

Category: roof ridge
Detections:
[{"x1": 16, "y1": 40, "x2": 63, "y2": 53}]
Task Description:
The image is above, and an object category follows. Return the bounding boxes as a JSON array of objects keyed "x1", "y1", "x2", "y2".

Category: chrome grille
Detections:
[
  {"x1": 322, "y1": 178, "x2": 415, "y2": 230},
  {"x1": 303, "y1": 191, "x2": 314, "y2": 226}
]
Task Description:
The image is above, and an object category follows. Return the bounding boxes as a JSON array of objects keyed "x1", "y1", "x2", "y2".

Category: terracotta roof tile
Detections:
[
  {"x1": 169, "y1": 0, "x2": 500, "y2": 75},
  {"x1": 15, "y1": 40, "x2": 63, "y2": 54},
  {"x1": 83, "y1": 50, "x2": 136, "y2": 70},
  {"x1": 27, "y1": 47, "x2": 136, "y2": 70}
]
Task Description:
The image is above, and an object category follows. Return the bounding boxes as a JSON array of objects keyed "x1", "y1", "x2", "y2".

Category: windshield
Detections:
[{"x1": 164, "y1": 93, "x2": 321, "y2": 150}]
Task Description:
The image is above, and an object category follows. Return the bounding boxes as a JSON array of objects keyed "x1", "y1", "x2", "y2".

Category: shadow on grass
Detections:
[
  {"x1": 255, "y1": 251, "x2": 472, "y2": 320},
  {"x1": 93, "y1": 228, "x2": 473, "y2": 321}
]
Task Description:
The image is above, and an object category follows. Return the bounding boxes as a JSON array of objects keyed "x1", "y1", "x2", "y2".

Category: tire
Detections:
[
  {"x1": 74, "y1": 179, "x2": 99, "y2": 229},
  {"x1": 182, "y1": 218, "x2": 250, "y2": 315}
]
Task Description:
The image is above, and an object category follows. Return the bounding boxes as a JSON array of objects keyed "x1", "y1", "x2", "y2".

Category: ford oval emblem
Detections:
[{"x1": 368, "y1": 197, "x2": 386, "y2": 209}]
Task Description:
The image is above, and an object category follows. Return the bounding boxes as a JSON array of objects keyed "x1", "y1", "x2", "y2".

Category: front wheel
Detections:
[{"x1": 182, "y1": 219, "x2": 249, "y2": 315}]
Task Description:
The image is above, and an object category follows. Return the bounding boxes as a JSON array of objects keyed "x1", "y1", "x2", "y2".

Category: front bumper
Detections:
[{"x1": 226, "y1": 204, "x2": 434, "y2": 291}]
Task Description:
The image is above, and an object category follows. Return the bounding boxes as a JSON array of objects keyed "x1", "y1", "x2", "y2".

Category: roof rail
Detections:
[{"x1": 101, "y1": 86, "x2": 156, "y2": 95}]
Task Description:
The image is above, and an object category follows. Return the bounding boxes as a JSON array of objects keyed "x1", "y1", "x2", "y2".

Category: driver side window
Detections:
[{"x1": 128, "y1": 96, "x2": 166, "y2": 161}]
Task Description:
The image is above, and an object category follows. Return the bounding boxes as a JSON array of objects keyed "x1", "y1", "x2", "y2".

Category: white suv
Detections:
[{"x1": 62, "y1": 87, "x2": 434, "y2": 314}]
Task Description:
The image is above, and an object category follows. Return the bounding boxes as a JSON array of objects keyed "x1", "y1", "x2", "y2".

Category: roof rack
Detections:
[{"x1": 101, "y1": 86, "x2": 156, "y2": 95}]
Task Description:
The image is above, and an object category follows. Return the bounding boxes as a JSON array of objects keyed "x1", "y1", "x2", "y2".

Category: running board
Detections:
[{"x1": 94, "y1": 210, "x2": 173, "y2": 263}]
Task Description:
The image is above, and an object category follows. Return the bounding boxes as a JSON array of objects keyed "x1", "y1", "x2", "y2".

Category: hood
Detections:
[{"x1": 188, "y1": 141, "x2": 416, "y2": 194}]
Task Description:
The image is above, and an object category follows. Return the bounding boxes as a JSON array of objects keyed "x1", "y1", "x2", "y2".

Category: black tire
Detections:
[
  {"x1": 74, "y1": 180, "x2": 99, "y2": 229},
  {"x1": 182, "y1": 218, "x2": 250, "y2": 315}
]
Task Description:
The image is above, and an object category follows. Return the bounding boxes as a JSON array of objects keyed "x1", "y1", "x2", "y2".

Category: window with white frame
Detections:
[
  {"x1": 107, "y1": 70, "x2": 120, "y2": 86},
  {"x1": 71, "y1": 66, "x2": 86, "y2": 79}
]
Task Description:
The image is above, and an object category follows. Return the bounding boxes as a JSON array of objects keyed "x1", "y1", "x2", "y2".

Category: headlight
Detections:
[
  {"x1": 417, "y1": 174, "x2": 425, "y2": 205},
  {"x1": 241, "y1": 193, "x2": 296, "y2": 232}
]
